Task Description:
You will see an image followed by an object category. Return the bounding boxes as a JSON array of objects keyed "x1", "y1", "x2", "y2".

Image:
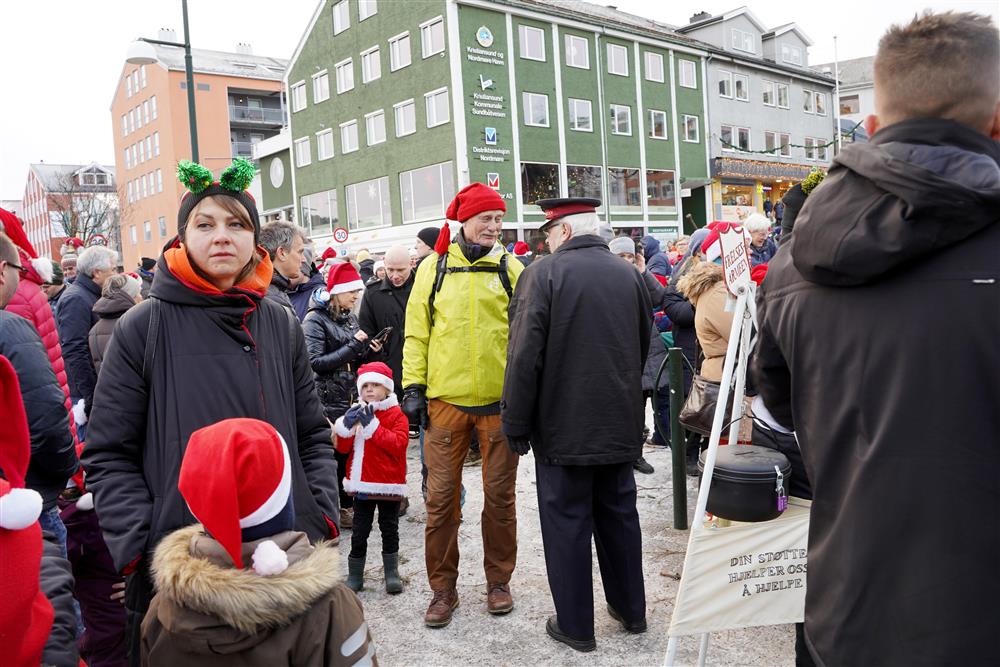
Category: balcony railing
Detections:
[
  {"x1": 229, "y1": 105, "x2": 284, "y2": 124},
  {"x1": 231, "y1": 141, "x2": 257, "y2": 158}
]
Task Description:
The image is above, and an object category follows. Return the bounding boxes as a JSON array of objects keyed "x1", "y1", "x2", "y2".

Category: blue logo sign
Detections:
[
  {"x1": 485, "y1": 127, "x2": 497, "y2": 145},
  {"x1": 476, "y1": 26, "x2": 494, "y2": 48}
]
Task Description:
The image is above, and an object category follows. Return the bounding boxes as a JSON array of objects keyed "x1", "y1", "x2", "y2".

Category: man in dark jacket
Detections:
[
  {"x1": 260, "y1": 221, "x2": 305, "y2": 311},
  {"x1": 358, "y1": 245, "x2": 413, "y2": 399},
  {"x1": 503, "y1": 198, "x2": 651, "y2": 652},
  {"x1": 41, "y1": 261, "x2": 66, "y2": 316},
  {"x1": 752, "y1": 12, "x2": 1000, "y2": 666},
  {"x1": 137, "y1": 257, "x2": 155, "y2": 299},
  {"x1": 639, "y1": 235, "x2": 670, "y2": 279},
  {"x1": 56, "y1": 245, "x2": 116, "y2": 423}
]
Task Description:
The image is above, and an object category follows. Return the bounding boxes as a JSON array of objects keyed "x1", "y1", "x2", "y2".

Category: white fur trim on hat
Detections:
[
  {"x1": 251, "y1": 539, "x2": 289, "y2": 576},
  {"x1": 705, "y1": 238, "x2": 722, "y2": 263},
  {"x1": 238, "y1": 433, "x2": 291, "y2": 530},
  {"x1": 0, "y1": 487, "x2": 43, "y2": 530},
  {"x1": 330, "y1": 279, "x2": 365, "y2": 295},
  {"x1": 75, "y1": 492, "x2": 94, "y2": 512},
  {"x1": 31, "y1": 257, "x2": 53, "y2": 284},
  {"x1": 356, "y1": 371, "x2": 394, "y2": 395}
]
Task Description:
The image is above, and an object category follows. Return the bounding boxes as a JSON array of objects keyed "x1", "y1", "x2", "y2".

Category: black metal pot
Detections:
[{"x1": 698, "y1": 445, "x2": 792, "y2": 522}]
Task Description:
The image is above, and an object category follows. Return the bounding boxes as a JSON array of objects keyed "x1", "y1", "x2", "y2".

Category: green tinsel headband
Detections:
[
  {"x1": 801, "y1": 168, "x2": 826, "y2": 196},
  {"x1": 176, "y1": 158, "x2": 255, "y2": 195}
]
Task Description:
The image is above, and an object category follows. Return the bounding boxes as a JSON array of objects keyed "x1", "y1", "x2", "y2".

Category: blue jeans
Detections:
[{"x1": 39, "y1": 507, "x2": 86, "y2": 639}]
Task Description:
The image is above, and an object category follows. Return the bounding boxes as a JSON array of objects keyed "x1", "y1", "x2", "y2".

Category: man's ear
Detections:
[
  {"x1": 863, "y1": 114, "x2": 880, "y2": 139},
  {"x1": 988, "y1": 101, "x2": 1000, "y2": 140}
]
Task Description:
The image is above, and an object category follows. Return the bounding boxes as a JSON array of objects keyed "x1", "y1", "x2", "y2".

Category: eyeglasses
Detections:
[{"x1": 2, "y1": 260, "x2": 24, "y2": 273}]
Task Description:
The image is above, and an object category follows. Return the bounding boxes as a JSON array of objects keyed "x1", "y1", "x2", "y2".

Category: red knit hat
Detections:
[
  {"x1": 179, "y1": 419, "x2": 294, "y2": 574},
  {"x1": 436, "y1": 182, "x2": 508, "y2": 255},
  {"x1": 0, "y1": 355, "x2": 54, "y2": 665},
  {"x1": 325, "y1": 262, "x2": 365, "y2": 294},
  {"x1": 513, "y1": 241, "x2": 530, "y2": 256},
  {"x1": 750, "y1": 263, "x2": 769, "y2": 286},
  {"x1": 356, "y1": 361, "x2": 394, "y2": 395}
]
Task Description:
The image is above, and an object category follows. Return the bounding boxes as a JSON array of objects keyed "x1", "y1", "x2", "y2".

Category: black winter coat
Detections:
[
  {"x1": 502, "y1": 235, "x2": 651, "y2": 465},
  {"x1": 265, "y1": 269, "x2": 295, "y2": 311},
  {"x1": 55, "y1": 271, "x2": 100, "y2": 408},
  {"x1": 40, "y1": 530, "x2": 80, "y2": 667},
  {"x1": 88, "y1": 289, "x2": 136, "y2": 376},
  {"x1": 289, "y1": 270, "x2": 325, "y2": 322},
  {"x1": 661, "y1": 285, "x2": 696, "y2": 389},
  {"x1": 640, "y1": 271, "x2": 669, "y2": 392},
  {"x1": 358, "y1": 274, "x2": 413, "y2": 397},
  {"x1": 358, "y1": 259, "x2": 375, "y2": 284},
  {"x1": 302, "y1": 304, "x2": 368, "y2": 422},
  {"x1": 0, "y1": 312, "x2": 78, "y2": 511},
  {"x1": 752, "y1": 119, "x2": 1000, "y2": 667},
  {"x1": 82, "y1": 253, "x2": 338, "y2": 572}
]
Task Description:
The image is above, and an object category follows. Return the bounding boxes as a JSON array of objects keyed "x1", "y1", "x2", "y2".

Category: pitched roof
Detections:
[
  {"x1": 149, "y1": 43, "x2": 287, "y2": 81},
  {"x1": 815, "y1": 55, "x2": 875, "y2": 86},
  {"x1": 762, "y1": 23, "x2": 814, "y2": 47},
  {"x1": 29, "y1": 164, "x2": 116, "y2": 192},
  {"x1": 676, "y1": 6, "x2": 768, "y2": 34}
]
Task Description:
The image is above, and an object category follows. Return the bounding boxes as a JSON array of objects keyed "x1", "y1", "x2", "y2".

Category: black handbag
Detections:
[{"x1": 679, "y1": 374, "x2": 728, "y2": 436}]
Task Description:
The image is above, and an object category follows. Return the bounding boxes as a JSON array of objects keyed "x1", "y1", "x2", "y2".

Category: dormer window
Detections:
[
  {"x1": 731, "y1": 28, "x2": 755, "y2": 54},
  {"x1": 781, "y1": 43, "x2": 803, "y2": 65},
  {"x1": 78, "y1": 169, "x2": 109, "y2": 186}
]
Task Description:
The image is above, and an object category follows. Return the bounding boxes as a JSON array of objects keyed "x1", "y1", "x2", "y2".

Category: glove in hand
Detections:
[
  {"x1": 357, "y1": 404, "x2": 374, "y2": 427},
  {"x1": 507, "y1": 435, "x2": 531, "y2": 456},
  {"x1": 342, "y1": 405, "x2": 363, "y2": 429},
  {"x1": 401, "y1": 385, "x2": 429, "y2": 429}
]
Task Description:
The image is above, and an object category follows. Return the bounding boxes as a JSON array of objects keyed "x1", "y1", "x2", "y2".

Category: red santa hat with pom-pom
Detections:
[
  {"x1": 179, "y1": 419, "x2": 296, "y2": 575},
  {"x1": 325, "y1": 262, "x2": 365, "y2": 295},
  {"x1": 0, "y1": 355, "x2": 54, "y2": 665},
  {"x1": 0, "y1": 208, "x2": 53, "y2": 284},
  {"x1": 356, "y1": 361, "x2": 395, "y2": 395},
  {"x1": 434, "y1": 182, "x2": 508, "y2": 255}
]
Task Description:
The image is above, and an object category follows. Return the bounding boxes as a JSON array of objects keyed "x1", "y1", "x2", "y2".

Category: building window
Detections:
[
  {"x1": 128, "y1": 109, "x2": 134, "y2": 134},
  {"x1": 734, "y1": 74, "x2": 749, "y2": 101},
  {"x1": 143, "y1": 101, "x2": 150, "y2": 124},
  {"x1": 815, "y1": 140, "x2": 829, "y2": 161},
  {"x1": 762, "y1": 80, "x2": 775, "y2": 106},
  {"x1": 520, "y1": 163, "x2": 560, "y2": 205},
  {"x1": 400, "y1": 161, "x2": 455, "y2": 223},
  {"x1": 141, "y1": 175, "x2": 147, "y2": 198},
  {"x1": 718, "y1": 70, "x2": 733, "y2": 98},
  {"x1": 606, "y1": 43, "x2": 628, "y2": 76},
  {"x1": 421, "y1": 17, "x2": 445, "y2": 58},
  {"x1": 803, "y1": 89, "x2": 815, "y2": 113},
  {"x1": 317, "y1": 129, "x2": 335, "y2": 160},
  {"x1": 567, "y1": 165, "x2": 602, "y2": 200},
  {"x1": 124, "y1": 148, "x2": 131, "y2": 170},
  {"x1": 814, "y1": 92, "x2": 827, "y2": 116},
  {"x1": 840, "y1": 94, "x2": 860, "y2": 115},
  {"x1": 153, "y1": 132, "x2": 160, "y2": 156},
  {"x1": 564, "y1": 34, "x2": 589, "y2": 69},
  {"x1": 425, "y1": 88, "x2": 450, "y2": 127},
  {"x1": 291, "y1": 82, "x2": 306, "y2": 112},
  {"x1": 779, "y1": 132, "x2": 791, "y2": 157},
  {"x1": 394, "y1": 99, "x2": 416, "y2": 137},
  {"x1": 301, "y1": 188, "x2": 338, "y2": 236},
  {"x1": 721, "y1": 125, "x2": 751, "y2": 152},
  {"x1": 781, "y1": 43, "x2": 803, "y2": 65},
  {"x1": 135, "y1": 105, "x2": 142, "y2": 129},
  {"x1": 122, "y1": 114, "x2": 128, "y2": 137},
  {"x1": 143, "y1": 220, "x2": 152, "y2": 242},
  {"x1": 151, "y1": 95, "x2": 158, "y2": 119},
  {"x1": 648, "y1": 109, "x2": 667, "y2": 139},
  {"x1": 156, "y1": 169, "x2": 163, "y2": 193},
  {"x1": 607, "y1": 168, "x2": 641, "y2": 211},
  {"x1": 335, "y1": 59, "x2": 354, "y2": 94},
  {"x1": 389, "y1": 32, "x2": 411, "y2": 71},
  {"x1": 804, "y1": 137, "x2": 816, "y2": 160},
  {"x1": 679, "y1": 59, "x2": 697, "y2": 88},
  {"x1": 340, "y1": 120, "x2": 359, "y2": 153},
  {"x1": 644, "y1": 52, "x2": 664, "y2": 82},
  {"x1": 140, "y1": 64, "x2": 147, "y2": 88},
  {"x1": 523, "y1": 92, "x2": 549, "y2": 127},
  {"x1": 732, "y1": 28, "x2": 755, "y2": 53},
  {"x1": 765, "y1": 130, "x2": 777, "y2": 153},
  {"x1": 127, "y1": 182, "x2": 133, "y2": 202},
  {"x1": 129, "y1": 225, "x2": 137, "y2": 246},
  {"x1": 365, "y1": 110, "x2": 386, "y2": 146},
  {"x1": 568, "y1": 98, "x2": 592, "y2": 132},
  {"x1": 777, "y1": 83, "x2": 789, "y2": 109},
  {"x1": 518, "y1": 25, "x2": 546, "y2": 61},
  {"x1": 138, "y1": 141, "x2": 145, "y2": 163},
  {"x1": 126, "y1": 76, "x2": 132, "y2": 98},
  {"x1": 361, "y1": 47, "x2": 381, "y2": 83},
  {"x1": 145, "y1": 136, "x2": 152, "y2": 160},
  {"x1": 294, "y1": 137, "x2": 311, "y2": 167},
  {"x1": 312, "y1": 71, "x2": 330, "y2": 103},
  {"x1": 346, "y1": 176, "x2": 391, "y2": 229},
  {"x1": 646, "y1": 169, "x2": 676, "y2": 212},
  {"x1": 158, "y1": 216, "x2": 167, "y2": 238},
  {"x1": 610, "y1": 104, "x2": 632, "y2": 135},
  {"x1": 682, "y1": 114, "x2": 699, "y2": 142},
  {"x1": 131, "y1": 145, "x2": 137, "y2": 166},
  {"x1": 358, "y1": 0, "x2": 377, "y2": 21},
  {"x1": 332, "y1": 0, "x2": 349, "y2": 34}
]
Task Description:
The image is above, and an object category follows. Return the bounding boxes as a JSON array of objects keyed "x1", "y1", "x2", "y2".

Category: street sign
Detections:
[
  {"x1": 719, "y1": 224, "x2": 751, "y2": 298},
  {"x1": 333, "y1": 227, "x2": 349, "y2": 244},
  {"x1": 86, "y1": 234, "x2": 108, "y2": 247}
]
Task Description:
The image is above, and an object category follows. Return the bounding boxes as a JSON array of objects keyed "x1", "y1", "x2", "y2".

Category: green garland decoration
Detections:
[
  {"x1": 176, "y1": 160, "x2": 214, "y2": 194},
  {"x1": 716, "y1": 119, "x2": 864, "y2": 155},
  {"x1": 801, "y1": 169, "x2": 826, "y2": 195},
  {"x1": 220, "y1": 158, "x2": 255, "y2": 193}
]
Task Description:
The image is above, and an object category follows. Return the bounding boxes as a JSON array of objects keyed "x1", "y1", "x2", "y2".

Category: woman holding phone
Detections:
[{"x1": 302, "y1": 263, "x2": 382, "y2": 530}]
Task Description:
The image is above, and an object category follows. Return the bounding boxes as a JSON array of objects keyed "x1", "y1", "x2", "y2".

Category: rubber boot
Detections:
[
  {"x1": 347, "y1": 556, "x2": 365, "y2": 592},
  {"x1": 383, "y1": 552, "x2": 403, "y2": 594}
]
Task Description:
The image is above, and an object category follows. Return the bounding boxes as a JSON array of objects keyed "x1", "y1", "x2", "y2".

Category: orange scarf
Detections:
[{"x1": 164, "y1": 245, "x2": 273, "y2": 296}]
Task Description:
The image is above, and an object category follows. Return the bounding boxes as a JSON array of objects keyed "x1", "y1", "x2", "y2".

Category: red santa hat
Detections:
[
  {"x1": 179, "y1": 419, "x2": 294, "y2": 575},
  {"x1": 513, "y1": 241, "x2": 531, "y2": 256},
  {"x1": 0, "y1": 208, "x2": 52, "y2": 284},
  {"x1": 325, "y1": 262, "x2": 365, "y2": 295},
  {"x1": 702, "y1": 229, "x2": 722, "y2": 263},
  {"x1": 435, "y1": 182, "x2": 507, "y2": 255},
  {"x1": 0, "y1": 355, "x2": 54, "y2": 665},
  {"x1": 321, "y1": 247, "x2": 338, "y2": 262},
  {"x1": 750, "y1": 263, "x2": 769, "y2": 286},
  {"x1": 356, "y1": 361, "x2": 394, "y2": 395}
]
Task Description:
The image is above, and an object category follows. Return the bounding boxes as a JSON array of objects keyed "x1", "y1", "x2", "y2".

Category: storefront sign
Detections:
[
  {"x1": 466, "y1": 46, "x2": 505, "y2": 66},
  {"x1": 471, "y1": 91, "x2": 506, "y2": 118},
  {"x1": 712, "y1": 157, "x2": 814, "y2": 181}
]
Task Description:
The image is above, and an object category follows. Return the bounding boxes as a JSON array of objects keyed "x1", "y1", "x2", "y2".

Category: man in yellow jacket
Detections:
[{"x1": 402, "y1": 182, "x2": 523, "y2": 628}]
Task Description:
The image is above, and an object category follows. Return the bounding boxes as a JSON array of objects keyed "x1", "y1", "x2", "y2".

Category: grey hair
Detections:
[
  {"x1": 76, "y1": 246, "x2": 118, "y2": 277},
  {"x1": 102, "y1": 273, "x2": 141, "y2": 299},
  {"x1": 561, "y1": 212, "x2": 601, "y2": 237},
  {"x1": 744, "y1": 213, "x2": 772, "y2": 233},
  {"x1": 259, "y1": 221, "x2": 302, "y2": 259}
]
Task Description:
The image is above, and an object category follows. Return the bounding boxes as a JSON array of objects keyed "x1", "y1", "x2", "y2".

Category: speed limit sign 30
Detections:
[{"x1": 333, "y1": 227, "x2": 349, "y2": 244}]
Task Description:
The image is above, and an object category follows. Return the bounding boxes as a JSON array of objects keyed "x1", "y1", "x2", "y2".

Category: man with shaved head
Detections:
[{"x1": 358, "y1": 245, "x2": 414, "y2": 401}]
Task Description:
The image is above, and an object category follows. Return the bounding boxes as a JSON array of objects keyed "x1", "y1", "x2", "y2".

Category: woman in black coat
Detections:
[
  {"x1": 302, "y1": 262, "x2": 381, "y2": 527},
  {"x1": 82, "y1": 167, "x2": 339, "y2": 663}
]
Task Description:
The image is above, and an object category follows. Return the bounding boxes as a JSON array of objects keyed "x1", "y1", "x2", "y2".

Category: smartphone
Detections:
[{"x1": 374, "y1": 326, "x2": 393, "y2": 344}]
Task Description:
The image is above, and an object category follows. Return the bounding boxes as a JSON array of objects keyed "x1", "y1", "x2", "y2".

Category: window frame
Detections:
[
  {"x1": 420, "y1": 16, "x2": 445, "y2": 59},
  {"x1": 518, "y1": 24, "x2": 546, "y2": 62},
  {"x1": 679, "y1": 59, "x2": 697, "y2": 89},
  {"x1": 293, "y1": 136, "x2": 311, "y2": 167},
  {"x1": 609, "y1": 103, "x2": 632, "y2": 136},
  {"x1": 393, "y1": 99, "x2": 416, "y2": 137},
  {"x1": 389, "y1": 31, "x2": 411, "y2": 72},
  {"x1": 606, "y1": 43, "x2": 629, "y2": 76},
  {"x1": 814, "y1": 91, "x2": 827, "y2": 116},
  {"x1": 153, "y1": 132, "x2": 160, "y2": 157},
  {"x1": 332, "y1": 0, "x2": 350, "y2": 35},
  {"x1": 312, "y1": 70, "x2": 330, "y2": 103},
  {"x1": 648, "y1": 109, "x2": 668, "y2": 139},
  {"x1": 346, "y1": 176, "x2": 391, "y2": 230},
  {"x1": 731, "y1": 28, "x2": 755, "y2": 53},
  {"x1": 803, "y1": 89, "x2": 815, "y2": 114},
  {"x1": 151, "y1": 95, "x2": 158, "y2": 119},
  {"x1": 815, "y1": 139, "x2": 829, "y2": 161},
  {"x1": 523, "y1": 92, "x2": 550, "y2": 128},
  {"x1": 682, "y1": 114, "x2": 700, "y2": 143},
  {"x1": 762, "y1": 80, "x2": 776, "y2": 107},
  {"x1": 335, "y1": 59, "x2": 354, "y2": 94},
  {"x1": 158, "y1": 216, "x2": 167, "y2": 238},
  {"x1": 718, "y1": 70, "x2": 733, "y2": 98},
  {"x1": 290, "y1": 81, "x2": 307, "y2": 112},
  {"x1": 358, "y1": 0, "x2": 377, "y2": 21},
  {"x1": 734, "y1": 73, "x2": 750, "y2": 102},
  {"x1": 361, "y1": 46, "x2": 382, "y2": 84},
  {"x1": 340, "y1": 120, "x2": 359, "y2": 154},
  {"x1": 316, "y1": 128, "x2": 335, "y2": 160},
  {"x1": 365, "y1": 109, "x2": 386, "y2": 146},
  {"x1": 764, "y1": 130, "x2": 777, "y2": 153},
  {"x1": 424, "y1": 87, "x2": 450, "y2": 128},
  {"x1": 644, "y1": 51, "x2": 664, "y2": 83},
  {"x1": 567, "y1": 97, "x2": 593, "y2": 132},
  {"x1": 781, "y1": 43, "x2": 803, "y2": 65},
  {"x1": 779, "y1": 132, "x2": 791, "y2": 157},
  {"x1": 399, "y1": 161, "x2": 455, "y2": 224},
  {"x1": 777, "y1": 83, "x2": 790, "y2": 109},
  {"x1": 564, "y1": 34, "x2": 589, "y2": 69}
]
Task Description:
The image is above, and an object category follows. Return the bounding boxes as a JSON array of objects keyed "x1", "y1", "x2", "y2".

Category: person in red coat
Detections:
[{"x1": 333, "y1": 362, "x2": 409, "y2": 595}]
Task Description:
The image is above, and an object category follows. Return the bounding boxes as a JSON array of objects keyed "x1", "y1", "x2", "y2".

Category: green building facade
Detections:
[{"x1": 283, "y1": 0, "x2": 709, "y2": 252}]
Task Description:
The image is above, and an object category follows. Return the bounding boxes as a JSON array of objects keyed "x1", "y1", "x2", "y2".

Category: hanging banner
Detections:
[
  {"x1": 720, "y1": 224, "x2": 751, "y2": 298},
  {"x1": 668, "y1": 498, "x2": 810, "y2": 637}
]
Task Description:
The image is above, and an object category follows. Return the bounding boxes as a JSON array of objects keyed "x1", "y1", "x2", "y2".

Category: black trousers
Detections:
[
  {"x1": 535, "y1": 461, "x2": 646, "y2": 641},
  {"x1": 350, "y1": 498, "x2": 401, "y2": 558}
]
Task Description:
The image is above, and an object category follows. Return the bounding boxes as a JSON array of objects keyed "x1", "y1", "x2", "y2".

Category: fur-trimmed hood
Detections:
[
  {"x1": 148, "y1": 525, "x2": 341, "y2": 647},
  {"x1": 675, "y1": 260, "x2": 724, "y2": 305}
]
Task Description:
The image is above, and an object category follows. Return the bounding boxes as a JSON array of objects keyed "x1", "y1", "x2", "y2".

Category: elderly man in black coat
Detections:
[{"x1": 501, "y1": 198, "x2": 651, "y2": 652}]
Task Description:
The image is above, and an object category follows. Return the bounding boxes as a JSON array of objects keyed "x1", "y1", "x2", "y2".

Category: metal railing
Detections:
[
  {"x1": 231, "y1": 141, "x2": 257, "y2": 158},
  {"x1": 229, "y1": 105, "x2": 284, "y2": 124}
]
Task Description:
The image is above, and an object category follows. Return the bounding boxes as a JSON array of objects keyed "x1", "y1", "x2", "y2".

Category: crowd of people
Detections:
[{"x1": 0, "y1": 10, "x2": 997, "y2": 667}]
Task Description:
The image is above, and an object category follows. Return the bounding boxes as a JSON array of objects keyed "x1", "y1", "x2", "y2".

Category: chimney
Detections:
[
  {"x1": 236, "y1": 42, "x2": 253, "y2": 55},
  {"x1": 605, "y1": 4, "x2": 617, "y2": 9},
  {"x1": 690, "y1": 11, "x2": 712, "y2": 24},
  {"x1": 158, "y1": 28, "x2": 178, "y2": 43}
]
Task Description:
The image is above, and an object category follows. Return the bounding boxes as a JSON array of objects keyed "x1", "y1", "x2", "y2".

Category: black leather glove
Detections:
[
  {"x1": 506, "y1": 434, "x2": 531, "y2": 456},
  {"x1": 357, "y1": 404, "x2": 374, "y2": 427},
  {"x1": 400, "y1": 385, "x2": 428, "y2": 429}
]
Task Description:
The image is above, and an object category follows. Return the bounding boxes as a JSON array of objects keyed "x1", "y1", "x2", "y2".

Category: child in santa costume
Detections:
[
  {"x1": 334, "y1": 362, "x2": 410, "y2": 594},
  {"x1": 140, "y1": 418, "x2": 374, "y2": 666}
]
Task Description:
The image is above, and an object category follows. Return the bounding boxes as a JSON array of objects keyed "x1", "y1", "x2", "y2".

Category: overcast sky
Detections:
[{"x1": 1, "y1": 0, "x2": 996, "y2": 199}]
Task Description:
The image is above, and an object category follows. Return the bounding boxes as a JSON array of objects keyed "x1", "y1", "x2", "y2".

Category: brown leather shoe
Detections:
[
  {"x1": 424, "y1": 589, "x2": 459, "y2": 628},
  {"x1": 487, "y1": 583, "x2": 513, "y2": 615}
]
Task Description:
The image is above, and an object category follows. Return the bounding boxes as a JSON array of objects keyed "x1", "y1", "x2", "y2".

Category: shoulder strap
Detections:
[
  {"x1": 142, "y1": 297, "x2": 161, "y2": 385},
  {"x1": 428, "y1": 252, "x2": 449, "y2": 328},
  {"x1": 497, "y1": 254, "x2": 513, "y2": 298}
]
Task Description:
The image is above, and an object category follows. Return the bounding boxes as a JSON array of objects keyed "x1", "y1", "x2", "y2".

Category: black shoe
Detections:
[
  {"x1": 545, "y1": 616, "x2": 596, "y2": 652},
  {"x1": 633, "y1": 457, "x2": 654, "y2": 475},
  {"x1": 686, "y1": 451, "x2": 701, "y2": 477},
  {"x1": 607, "y1": 604, "x2": 647, "y2": 634}
]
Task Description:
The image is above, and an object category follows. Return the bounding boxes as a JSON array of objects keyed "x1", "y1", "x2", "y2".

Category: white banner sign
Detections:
[
  {"x1": 668, "y1": 498, "x2": 810, "y2": 637},
  {"x1": 720, "y1": 225, "x2": 752, "y2": 298}
]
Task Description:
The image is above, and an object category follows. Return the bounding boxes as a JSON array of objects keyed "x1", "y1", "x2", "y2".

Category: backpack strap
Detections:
[
  {"x1": 428, "y1": 252, "x2": 514, "y2": 328},
  {"x1": 428, "y1": 252, "x2": 449, "y2": 328},
  {"x1": 497, "y1": 254, "x2": 513, "y2": 299},
  {"x1": 142, "y1": 296, "x2": 161, "y2": 385}
]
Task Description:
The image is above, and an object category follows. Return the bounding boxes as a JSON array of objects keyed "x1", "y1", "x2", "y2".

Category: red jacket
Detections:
[{"x1": 333, "y1": 395, "x2": 409, "y2": 497}]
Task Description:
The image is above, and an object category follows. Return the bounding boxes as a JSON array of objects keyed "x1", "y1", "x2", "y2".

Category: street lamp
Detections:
[{"x1": 126, "y1": 0, "x2": 199, "y2": 162}]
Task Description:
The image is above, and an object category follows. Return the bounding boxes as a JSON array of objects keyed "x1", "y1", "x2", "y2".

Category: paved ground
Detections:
[{"x1": 342, "y1": 435, "x2": 795, "y2": 666}]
